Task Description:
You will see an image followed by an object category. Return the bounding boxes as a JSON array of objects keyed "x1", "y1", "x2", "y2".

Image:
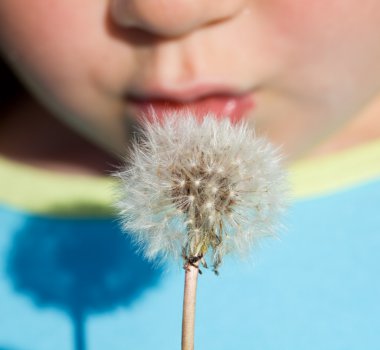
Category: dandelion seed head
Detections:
[{"x1": 113, "y1": 111, "x2": 288, "y2": 273}]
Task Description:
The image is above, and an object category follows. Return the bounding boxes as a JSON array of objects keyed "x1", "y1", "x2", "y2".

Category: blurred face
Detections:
[{"x1": 0, "y1": 0, "x2": 380, "y2": 159}]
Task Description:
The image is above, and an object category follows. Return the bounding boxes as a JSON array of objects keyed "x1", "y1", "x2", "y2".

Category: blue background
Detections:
[{"x1": 1, "y1": 179, "x2": 379, "y2": 350}]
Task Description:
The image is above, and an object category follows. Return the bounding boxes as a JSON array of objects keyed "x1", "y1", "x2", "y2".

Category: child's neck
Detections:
[
  {"x1": 306, "y1": 93, "x2": 380, "y2": 159},
  {"x1": 0, "y1": 94, "x2": 119, "y2": 176}
]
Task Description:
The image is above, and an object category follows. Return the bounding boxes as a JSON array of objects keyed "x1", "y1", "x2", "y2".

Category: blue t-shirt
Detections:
[{"x1": 1, "y1": 139, "x2": 380, "y2": 350}]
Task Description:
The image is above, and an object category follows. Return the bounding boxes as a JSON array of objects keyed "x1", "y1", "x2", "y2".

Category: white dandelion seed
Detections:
[{"x1": 113, "y1": 111, "x2": 288, "y2": 274}]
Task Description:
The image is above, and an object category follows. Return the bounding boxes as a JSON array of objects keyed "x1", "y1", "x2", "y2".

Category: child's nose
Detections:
[{"x1": 110, "y1": 0, "x2": 247, "y2": 38}]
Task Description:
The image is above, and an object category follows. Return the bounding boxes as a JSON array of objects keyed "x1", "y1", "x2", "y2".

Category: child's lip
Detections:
[
  {"x1": 126, "y1": 83, "x2": 255, "y2": 123},
  {"x1": 128, "y1": 94, "x2": 255, "y2": 123}
]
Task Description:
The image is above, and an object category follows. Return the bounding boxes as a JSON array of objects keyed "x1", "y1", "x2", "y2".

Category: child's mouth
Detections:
[{"x1": 127, "y1": 93, "x2": 255, "y2": 124}]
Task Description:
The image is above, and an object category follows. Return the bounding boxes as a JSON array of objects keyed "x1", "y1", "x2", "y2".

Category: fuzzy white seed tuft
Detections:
[
  {"x1": 113, "y1": 111, "x2": 288, "y2": 273},
  {"x1": 194, "y1": 179, "x2": 201, "y2": 187},
  {"x1": 205, "y1": 202, "x2": 214, "y2": 209}
]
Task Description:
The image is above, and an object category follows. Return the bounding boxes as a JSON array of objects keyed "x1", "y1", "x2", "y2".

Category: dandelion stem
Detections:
[{"x1": 181, "y1": 262, "x2": 199, "y2": 350}]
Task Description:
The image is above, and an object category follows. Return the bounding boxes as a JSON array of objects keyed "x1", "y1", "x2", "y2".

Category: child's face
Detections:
[{"x1": 1, "y1": 1, "x2": 380, "y2": 158}]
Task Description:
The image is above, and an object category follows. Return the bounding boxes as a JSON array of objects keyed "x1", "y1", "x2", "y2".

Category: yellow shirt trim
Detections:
[
  {"x1": 1, "y1": 138, "x2": 379, "y2": 217},
  {"x1": 289, "y1": 138, "x2": 380, "y2": 199},
  {"x1": 0, "y1": 155, "x2": 115, "y2": 217}
]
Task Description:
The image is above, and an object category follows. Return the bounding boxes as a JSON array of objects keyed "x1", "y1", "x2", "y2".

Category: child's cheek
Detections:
[
  {"x1": 0, "y1": 0, "x2": 101, "y2": 87},
  {"x1": 266, "y1": 0, "x2": 380, "y2": 49},
  {"x1": 0, "y1": 0, "x2": 128, "y2": 152},
  {"x1": 260, "y1": 0, "x2": 380, "y2": 103}
]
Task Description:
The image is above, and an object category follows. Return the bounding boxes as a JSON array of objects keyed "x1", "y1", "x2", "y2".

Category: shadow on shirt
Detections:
[{"x1": 5, "y1": 209, "x2": 164, "y2": 350}]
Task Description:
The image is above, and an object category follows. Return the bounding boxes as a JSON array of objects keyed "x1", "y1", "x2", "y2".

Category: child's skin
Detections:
[{"x1": 0, "y1": 0, "x2": 380, "y2": 175}]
